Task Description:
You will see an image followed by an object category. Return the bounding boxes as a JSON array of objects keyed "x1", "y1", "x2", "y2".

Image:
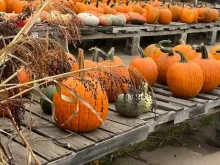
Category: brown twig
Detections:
[{"x1": 6, "y1": 108, "x2": 41, "y2": 165}]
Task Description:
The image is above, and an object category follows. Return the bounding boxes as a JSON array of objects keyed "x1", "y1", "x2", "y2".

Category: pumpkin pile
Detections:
[{"x1": 0, "y1": 0, "x2": 218, "y2": 28}]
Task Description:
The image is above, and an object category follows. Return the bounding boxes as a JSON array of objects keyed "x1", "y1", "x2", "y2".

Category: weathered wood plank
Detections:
[
  {"x1": 0, "y1": 132, "x2": 47, "y2": 165},
  {"x1": 157, "y1": 100, "x2": 184, "y2": 111},
  {"x1": 50, "y1": 124, "x2": 150, "y2": 165},
  {"x1": 138, "y1": 112, "x2": 159, "y2": 120},
  {"x1": 187, "y1": 97, "x2": 209, "y2": 103},
  {"x1": 23, "y1": 110, "x2": 95, "y2": 152},
  {"x1": 99, "y1": 120, "x2": 131, "y2": 134},
  {"x1": 107, "y1": 111, "x2": 147, "y2": 127},
  {"x1": 80, "y1": 129, "x2": 115, "y2": 142},
  {"x1": 0, "y1": 118, "x2": 73, "y2": 162},
  {"x1": 15, "y1": 127, "x2": 73, "y2": 161},
  {"x1": 197, "y1": 93, "x2": 219, "y2": 100},
  {"x1": 155, "y1": 93, "x2": 197, "y2": 107}
]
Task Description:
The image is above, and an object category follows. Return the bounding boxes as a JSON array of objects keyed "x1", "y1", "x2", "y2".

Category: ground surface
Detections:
[{"x1": 111, "y1": 123, "x2": 220, "y2": 165}]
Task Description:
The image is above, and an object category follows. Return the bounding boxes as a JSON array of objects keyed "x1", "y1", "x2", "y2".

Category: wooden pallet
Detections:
[
  {"x1": 188, "y1": 22, "x2": 215, "y2": 29},
  {"x1": 1, "y1": 83, "x2": 220, "y2": 165}
]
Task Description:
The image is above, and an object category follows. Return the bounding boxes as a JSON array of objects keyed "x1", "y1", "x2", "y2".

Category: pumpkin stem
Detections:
[
  {"x1": 200, "y1": 43, "x2": 209, "y2": 59},
  {"x1": 96, "y1": 1, "x2": 99, "y2": 8},
  {"x1": 126, "y1": 0, "x2": 129, "y2": 6},
  {"x1": 89, "y1": 47, "x2": 107, "y2": 61},
  {"x1": 157, "y1": 40, "x2": 172, "y2": 47},
  {"x1": 175, "y1": 50, "x2": 187, "y2": 63},
  {"x1": 136, "y1": 43, "x2": 146, "y2": 58},
  {"x1": 107, "y1": 0, "x2": 111, "y2": 5},
  {"x1": 106, "y1": 47, "x2": 115, "y2": 61},
  {"x1": 179, "y1": 39, "x2": 186, "y2": 45},
  {"x1": 78, "y1": 48, "x2": 85, "y2": 77},
  {"x1": 192, "y1": 44, "x2": 201, "y2": 52},
  {"x1": 214, "y1": 50, "x2": 220, "y2": 54},
  {"x1": 160, "y1": 47, "x2": 174, "y2": 56}
]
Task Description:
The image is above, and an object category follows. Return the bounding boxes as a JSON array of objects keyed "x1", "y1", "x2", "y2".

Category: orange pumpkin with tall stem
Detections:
[{"x1": 129, "y1": 43, "x2": 158, "y2": 86}]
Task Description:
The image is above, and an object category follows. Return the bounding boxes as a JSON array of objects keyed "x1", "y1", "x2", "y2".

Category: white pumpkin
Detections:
[
  {"x1": 106, "y1": 14, "x2": 126, "y2": 26},
  {"x1": 77, "y1": 13, "x2": 99, "y2": 26}
]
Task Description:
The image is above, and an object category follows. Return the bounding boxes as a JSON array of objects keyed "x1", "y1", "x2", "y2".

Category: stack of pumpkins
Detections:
[
  {"x1": 0, "y1": 0, "x2": 219, "y2": 26},
  {"x1": 130, "y1": 39, "x2": 220, "y2": 99}
]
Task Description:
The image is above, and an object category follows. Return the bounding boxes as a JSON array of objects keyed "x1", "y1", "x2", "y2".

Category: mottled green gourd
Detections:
[
  {"x1": 115, "y1": 82, "x2": 152, "y2": 118},
  {"x1": 40, "y1": 85, "x2": 57, "y2": 114}
]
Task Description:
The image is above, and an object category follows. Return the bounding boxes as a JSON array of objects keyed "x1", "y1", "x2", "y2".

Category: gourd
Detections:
[
  {"x1": 53, "y1": 49, "x2": 108, "y2": 133},
  {"x1": 77, "y1": 13, "x2": 99, "y2": 26},
  {"x1": 40, "y1": 85, "x2": 57, "y2": 114},
  {"x1": 129, "y1": 43, "x2": 158, "y2": 86},
  {"x1": 106, "y1": 14, "x2": 126, "y2": 26},
  {"x1": 167, "y1": 51, "x2": 203, "y2": 98},
  {"x1": 115, "y1": 82, "x2": 153, "y2": 118}
]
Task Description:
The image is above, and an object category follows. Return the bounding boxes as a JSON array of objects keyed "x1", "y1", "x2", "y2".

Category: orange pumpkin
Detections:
[
  {"x1": 100, "y1": 48, "x2": 130, "y2": 102},
  {"x1": 212, "y1": 9, "x2": 219, "y2": 22},
  {"x1": 0, "y1": 0, "x2": 6, "y2": 12},
  {"x1": 145, "y1": 5, "x2": 160, "y2": 24},
  {"x1": 144, "y1": 40, "x2": 171, "y2": 61},
  {"x1": 5, "y1": 0, "x2": 18, "y2": 13},
  {"x1": 210, "y1": 45, "x2": 220, "y2": 60},
  {"x1": 158, "y1": 7, "x2": 172, "y2": 24},
  {"x1": 129, "y1": 44, "x2": 158, "y2": 86},
  {"x1": 194, "y1": 44, "x2": 220, "y2": 93},
  {"x1": 198, "y1": 8, "x2": 213, "y2": 23},
  {"x1": 53, "y1": 49, "x2": 108, "y2": 133},
  {"x1": 12, "y1": 0, "x2": 29, "y2": 14},
  {"x1": 169, "y1": 4, "x2": 182, "y2": 22},
  {"x1": 156, "y1": 48, "x2": 180, "y2": 85},
  {"x1": 167, "y1": 51, "x2": 203, "y2": 98},
  {"x1": 180, "y1": 7, "x2": 194, "y2": 24}
]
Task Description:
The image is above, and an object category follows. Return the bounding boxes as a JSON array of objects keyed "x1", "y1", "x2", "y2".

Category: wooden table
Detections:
[{"x1": 1, "y1": 83, "x2": 220, "y2": 165}]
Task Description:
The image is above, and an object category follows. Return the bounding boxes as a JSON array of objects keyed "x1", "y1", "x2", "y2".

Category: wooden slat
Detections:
[
  {"x1": 0, "y1": 119, "x2": 73, "y2": 162},
  {"x1": 210, "y1": 89, "x2": 220, "y2": 96},
  {"x1": 155, "y1": 93, "x2": 197, "y2": 107},
  {"x1": 15, "y1": 127, "x2": 73, "y2": 162},
  {"x1": 80, "y1": 129, "x2": 115, "y2": 142},
  {"x1": 107, "y1": 111, "x2": 147, "y2": 127},
  {"x1": 197, "y1": 93, "x2": 219, "y2": 100},
  {"x1": 188, "y1": 97, "x2": 209, "y2": 103},
  {"x1": 99, "y1": 120, "x2": 131, "y2": 134},
  {"x1": 22, "y1": 111, "x2": 95, "y2": 152},
  {"x1": 156, "y1": 101, "x2": 184, "y2": 111},
  {"x1": 0, "y1": 132, "x2": 47, "y2": 165},
  {"x1": 138, "y1": 112, "x2": 158, "y2": 120},
  {"x1": 153, "y1": 87, "x2": 172, "y2": 96}
]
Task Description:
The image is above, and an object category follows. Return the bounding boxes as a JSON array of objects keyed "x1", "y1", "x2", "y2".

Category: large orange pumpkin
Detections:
[
  {"x1": 210, "y1": 45, "x2": 220, "y2": 60},
  {"x1": 129, "y1": 44, "x2": 158, "y2": 86},
  {"x1": 194, "y1": 44, "x2": 220, "y2": 93},
  {"x1": 156, "y1": 48, "x2": 180, "y2": 85},
  {"x1": 53, "y1": 49, "x2": 108, "y2": 133},
  {"x1": 167, "y1": 51, "x2": 203, "y2": 98}
]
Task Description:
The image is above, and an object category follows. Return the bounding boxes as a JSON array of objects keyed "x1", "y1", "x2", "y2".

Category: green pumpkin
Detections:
[
  {"x1": 40, "y1": 85, "x2": 56, "y2": 114},
  {"x1": 115, "y1": 83, "x2": 153, "y2": 118}
]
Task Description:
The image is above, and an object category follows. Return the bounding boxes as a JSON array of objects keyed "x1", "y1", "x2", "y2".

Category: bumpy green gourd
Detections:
[
  {"x1": 40, "y1": 85, "x2": 56, "y2": 114},
  {"x1": 115, "y1": 82, "x2": 153, "y2": 118}
]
